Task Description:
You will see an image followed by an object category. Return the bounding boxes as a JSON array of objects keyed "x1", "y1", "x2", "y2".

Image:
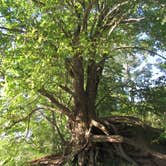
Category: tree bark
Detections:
[{"x1": 68, "y1": 56, "x2": 105, "y2": 166}]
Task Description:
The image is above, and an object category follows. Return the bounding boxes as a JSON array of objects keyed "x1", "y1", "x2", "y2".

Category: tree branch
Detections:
[
  {"x1": 103, "y1": 0, "x2": 129, "y2": 20},
  {"x1": 38, "y1": 88, "x2": 74, "y2": 120},
  {"x1": 39, "y1": 111, "x2": 66, "y2": 143},
  {"x1": 5, "y1": 107, "x2": 43, "y2": 129},
  {"x1": 108, "y1": 16, "x2": 124, "y2": 36},
  {"x1": 56, "y1": 18, "x2": 72, "y2": 38},
  {"x1": 91, "y1": 1, "x2": 129, "y2": 38},
  {"x1": 58, "y1": 85, "x2": 74, "y2": 96},
  {"x1": 113, "y1": 46, "x2": 166, "y2": 60},
  {"x1": 82, "y1": 0, "x2": 97, "y2": 31},
  {"x1": 40, "y1": 105, "x2": 74, "y2": 120},
  {"x1": 91, "y1": 4, "x2": 109, "y2": 38},
  {"x1": 0, "y1": 26, "x2": 25, "y2": 33},
  {"x1": 25, "y1": 115, "x2": 31, "y2": 138},
  {"x1": 122, "y1": 17, "x2": 145, "y2": 24}
]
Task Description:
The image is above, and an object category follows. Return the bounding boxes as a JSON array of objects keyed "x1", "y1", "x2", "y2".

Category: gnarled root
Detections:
[{"x1": 30, "y1": 116, "x2": 166, "y2": 166}]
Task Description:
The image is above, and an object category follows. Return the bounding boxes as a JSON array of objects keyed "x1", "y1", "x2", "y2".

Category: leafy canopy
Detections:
[{"x1": 0, "y1": 0, "x2": 166, "y2": 164}]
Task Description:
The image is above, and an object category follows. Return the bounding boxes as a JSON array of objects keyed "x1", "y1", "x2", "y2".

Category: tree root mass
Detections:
[{"x1": 31, "y1": 116, "x2": 166, "y2": 166}]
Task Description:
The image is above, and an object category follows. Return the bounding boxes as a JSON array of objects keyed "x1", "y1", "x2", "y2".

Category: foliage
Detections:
[{"x1": 0, "y1": 0, "x2": 166, "y2": 165}]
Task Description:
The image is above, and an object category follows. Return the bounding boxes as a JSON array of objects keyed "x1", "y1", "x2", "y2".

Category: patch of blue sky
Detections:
[
  {"x1": 132, "y1": 53, "x2": 165, "y2": 82},
  {"x1": 137, "y1": 32, "x2": 150, "y2": 40}
]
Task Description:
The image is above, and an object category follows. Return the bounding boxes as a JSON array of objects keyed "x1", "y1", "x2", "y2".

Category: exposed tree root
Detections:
[
  {"x1": 30, "y1": 116, "x2": 166, "y2": 166},
  {"x1": 30, "y1": 154, "x2": 65, "y2": 165}
]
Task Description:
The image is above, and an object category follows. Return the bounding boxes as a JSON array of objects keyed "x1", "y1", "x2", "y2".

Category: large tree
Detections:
[{"x1": 0, "y1": 0, "x2": 166, "y2": 165}]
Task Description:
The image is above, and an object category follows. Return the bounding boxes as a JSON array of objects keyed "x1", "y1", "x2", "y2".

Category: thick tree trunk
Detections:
[{"x1": 67, "y1": 55, "x2": 105, "y2": 166}]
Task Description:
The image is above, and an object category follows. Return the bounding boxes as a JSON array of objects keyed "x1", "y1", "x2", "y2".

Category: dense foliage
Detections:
[{"x1": 0, "y1": 0, "x2": 166, "y2": 165}]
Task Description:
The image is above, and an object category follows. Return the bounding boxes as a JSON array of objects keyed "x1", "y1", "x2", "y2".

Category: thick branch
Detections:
[
  {"x1": 58, "y1": 85, "x2": 74, "y2": 96},
  {"x1": 38, "y1": 88, "x2": 74, "y2": 120},
  {"x1": 40, "y1": 105, "x2": 74, "y2": 121},
  {"x1": 85, "y1": 58, "x2": 106, "y2": 118},
  {"x1": 91, "y1": 134, "x2": 139, "y2": 165},
  {"x1": 86, "y1": 60, "x2": 98, "y2": 102},
  {"x1": 69, "y1": 56, "x2": 87, "y2": 119},
  {"x1": 108, "y1": 15, "x2": 124, "y2": 36},
  {"x1": 91, "y1": 132, "x2": 154, "y2": 153},
  {"x1": 72, "y1": 56, "x2": 85, "y2": 94}
]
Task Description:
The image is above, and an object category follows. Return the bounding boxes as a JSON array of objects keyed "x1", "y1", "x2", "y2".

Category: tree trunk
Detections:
[{"x1": 68, "y1": 55, "x2": 104, "y2": 166}]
